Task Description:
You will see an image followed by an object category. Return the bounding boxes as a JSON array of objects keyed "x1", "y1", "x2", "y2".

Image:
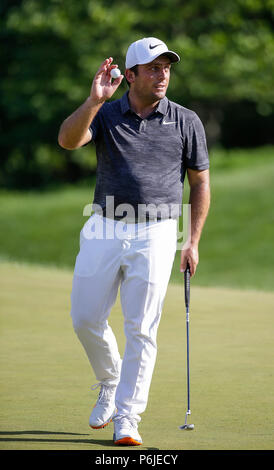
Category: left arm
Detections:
[{"x1": 180, "y1": 168, "x2": 210, "y2": 277}]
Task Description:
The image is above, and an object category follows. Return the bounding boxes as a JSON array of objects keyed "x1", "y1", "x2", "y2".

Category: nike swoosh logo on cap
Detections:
[{"x1": 149, "y1": 43, "x2": 163, "y2": 49}]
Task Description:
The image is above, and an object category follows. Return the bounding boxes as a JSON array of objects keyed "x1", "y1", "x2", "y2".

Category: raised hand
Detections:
[{"x1": 90, "y1": 57, "x2": 124, "y2": 104}]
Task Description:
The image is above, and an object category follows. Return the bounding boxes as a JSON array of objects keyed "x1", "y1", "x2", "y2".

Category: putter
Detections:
[{"x1": 179, "y1": 262, "x2": 194, "y2": 430}]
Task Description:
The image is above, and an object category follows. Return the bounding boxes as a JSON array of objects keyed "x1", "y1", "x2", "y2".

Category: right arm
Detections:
[{"x1": 58, "y1": 57, "x2": 124, "y2": 150}]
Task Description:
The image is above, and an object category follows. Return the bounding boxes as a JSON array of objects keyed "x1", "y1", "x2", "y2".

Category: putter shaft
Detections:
[{"x1": 179, "y1": 264, "x2": 194, "y2": 430}]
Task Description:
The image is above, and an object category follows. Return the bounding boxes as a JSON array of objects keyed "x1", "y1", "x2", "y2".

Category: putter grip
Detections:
[{"x1": 184, "y1": 263, "x2": 190, "y2": 308}]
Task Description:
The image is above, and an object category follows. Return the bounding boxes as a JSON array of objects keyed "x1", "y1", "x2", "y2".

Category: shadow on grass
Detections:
[
  {"x1": 0, "y1": 430, "x2": 115, "y2": 447},
  {"x1": 0, "y1": 430, "x2": 160, "y2": 450}
]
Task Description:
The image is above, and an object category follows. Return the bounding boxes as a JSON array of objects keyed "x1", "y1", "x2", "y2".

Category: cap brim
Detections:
[
  {"x1": 163, "y1": 51, "x2": 180, "y2": 63},
  {"x1": 137, "y1": 50, "x2": 180, "y2": 66}
]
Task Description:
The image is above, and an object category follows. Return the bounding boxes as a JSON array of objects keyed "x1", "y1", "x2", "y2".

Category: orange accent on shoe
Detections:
[
  {"x1": 89, "y1": 417, "x2": 112, "y2": 430},
  {"x1": 114, "y1": 436, "x2": 142, "y2": 446}
]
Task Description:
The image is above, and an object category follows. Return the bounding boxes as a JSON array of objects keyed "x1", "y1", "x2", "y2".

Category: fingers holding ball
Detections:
[{"x1": 110, "y1": 68, "x2": 121, "y2": 79}]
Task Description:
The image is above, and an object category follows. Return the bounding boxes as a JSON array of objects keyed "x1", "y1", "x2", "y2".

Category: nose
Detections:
[{"x1": 158, "y1": 67, "x2": 169, "y2": 81}]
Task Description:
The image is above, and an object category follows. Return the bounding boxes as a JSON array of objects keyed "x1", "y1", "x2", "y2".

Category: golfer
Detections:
[{"x1": 58, "y1": 37, "x2": 210, "y2": 446}]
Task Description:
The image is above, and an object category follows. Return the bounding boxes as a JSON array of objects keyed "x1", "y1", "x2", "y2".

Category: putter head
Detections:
[
  {"x1": 179, "y1": 423, "x2": 194, "y2": 430},
  {"x1": 179, "y1": 410, "x2": 194, "y2": 430}
]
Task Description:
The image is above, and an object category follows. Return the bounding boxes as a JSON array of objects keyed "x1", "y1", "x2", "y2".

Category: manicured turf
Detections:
[{"x1": 1, "y1": 261, "x2": 273, "y2": 450}]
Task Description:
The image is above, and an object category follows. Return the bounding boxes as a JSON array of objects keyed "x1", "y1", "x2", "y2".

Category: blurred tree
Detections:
[{"x1": 1, "y1": 0, "x2": 274, "y2": 188}]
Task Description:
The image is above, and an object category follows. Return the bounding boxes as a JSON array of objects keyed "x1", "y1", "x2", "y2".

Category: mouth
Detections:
[{"x1": 154, "y1": 83, "x2": 167, "y2": 91}]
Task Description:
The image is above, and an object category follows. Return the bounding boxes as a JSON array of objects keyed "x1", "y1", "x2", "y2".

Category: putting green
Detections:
[{"x1": 0, "y1": 261, "x2": 273, "y2": 450}]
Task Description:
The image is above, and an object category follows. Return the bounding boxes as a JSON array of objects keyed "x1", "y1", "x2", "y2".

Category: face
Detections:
[{"x1": 127, "y1": 55, "x2": 171, "y2": 103}]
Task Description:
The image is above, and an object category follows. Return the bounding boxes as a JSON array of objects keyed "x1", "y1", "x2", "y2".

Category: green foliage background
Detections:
[{"x1": 1, "y1": 0, "x2": 274, "y2": 188}]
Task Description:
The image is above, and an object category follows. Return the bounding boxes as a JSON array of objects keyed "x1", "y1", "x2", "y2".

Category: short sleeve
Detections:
[
  {"x1": 88, "y1": 110, "x2": 101, "y2": 143},
  {"x1": 183, "y1": 113, "x2": 209, "y2": 170}
]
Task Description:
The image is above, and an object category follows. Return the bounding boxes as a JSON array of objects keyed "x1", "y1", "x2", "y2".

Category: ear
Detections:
[{"x1": 125, "y1": 68, "x2": 136, "y2": 84}]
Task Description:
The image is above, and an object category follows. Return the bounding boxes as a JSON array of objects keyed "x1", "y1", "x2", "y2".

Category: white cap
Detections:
[{"x1": 125, "y1": 37, "x2": 180, "y2": 69}]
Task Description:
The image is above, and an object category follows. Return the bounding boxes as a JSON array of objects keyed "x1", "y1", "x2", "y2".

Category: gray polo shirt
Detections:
[{"x1": 89, "y1": 92, "x2": 209, "y2": 220}]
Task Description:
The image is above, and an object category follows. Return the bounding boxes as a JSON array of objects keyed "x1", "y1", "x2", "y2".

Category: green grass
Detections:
[
  {"x1": 1, "y1": 261, "x2": 274, "y2": 450},
  {"x1": 175, "y1": 146, "x2": 274, "y2": 290},
  {"x1": 0, "y1": 183, "x2": 94, "y2": 269},
  {"x1": 0, "y1": 146, "x2": 273, "y2": 292}
]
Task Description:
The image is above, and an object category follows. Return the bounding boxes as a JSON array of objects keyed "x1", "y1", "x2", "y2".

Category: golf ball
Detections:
[{"x1": 110, "y1": 68, "x2": 121, "y2": 79}]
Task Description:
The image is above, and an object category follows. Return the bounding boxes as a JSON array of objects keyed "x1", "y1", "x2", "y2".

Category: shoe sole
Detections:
[
  {"x1": 113, "y1": 435, "x2": 142, "y2": 446},
  {"x1": 89, "y1": 418, "x2": 112, "y2": 430},
  {"x1": 89, "y1": 406, "x2": 117, "y2": 429}
]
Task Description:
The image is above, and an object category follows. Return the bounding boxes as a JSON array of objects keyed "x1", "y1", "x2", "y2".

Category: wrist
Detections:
[
  {"x1": 182, "y1": 241, "x2": 199, "y2": 253},
  {"x1": 86, "y1": 96, "x2": 105, "y2": 108}
]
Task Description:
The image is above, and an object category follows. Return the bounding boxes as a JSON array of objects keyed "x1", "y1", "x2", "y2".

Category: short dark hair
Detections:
[{"x1": 126, "y1": 65, "x2": 139, "y2": 87}]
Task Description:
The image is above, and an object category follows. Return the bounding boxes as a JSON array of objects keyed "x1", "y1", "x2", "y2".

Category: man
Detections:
[{"x1": 58, "y1": 37, "x2": 210, "y2": 446}]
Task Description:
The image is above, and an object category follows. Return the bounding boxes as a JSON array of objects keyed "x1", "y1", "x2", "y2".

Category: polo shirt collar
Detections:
[
  {"x1": 156, "y1": 96, "x2": 169, "y2": 116},
  {"x1": 120, "y1": 92, "x2": 168, "y2": 116},
  {"x1": 120, "y1": 92, "x2": 131, "y2": 114}
]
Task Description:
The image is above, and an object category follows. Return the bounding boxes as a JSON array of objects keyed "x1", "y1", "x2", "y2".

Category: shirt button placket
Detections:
[{"x1": 139, "y1": 119, "x2": 147, "y2": 132}]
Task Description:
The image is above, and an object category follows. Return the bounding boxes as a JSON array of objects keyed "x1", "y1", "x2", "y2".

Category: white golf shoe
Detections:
[
  {"x1": 113, "y1": 415, "x2": 142, "y2": 446},
  {"x1": 89, "y1": 383, "x2": 117, "y2": 429}
]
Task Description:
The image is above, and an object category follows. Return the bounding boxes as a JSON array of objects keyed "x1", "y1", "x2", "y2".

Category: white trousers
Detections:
[{"x1": 70, "y1": 214, "x2": 177, "y2": 420}]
